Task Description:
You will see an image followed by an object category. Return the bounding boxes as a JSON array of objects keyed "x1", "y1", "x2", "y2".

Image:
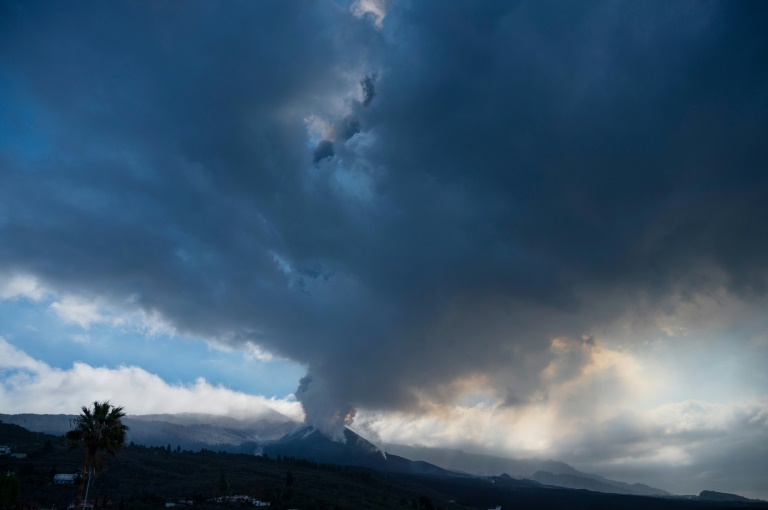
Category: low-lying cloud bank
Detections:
[{"x1": 0, "y1": 336, "x2": 303, "y2": 422}]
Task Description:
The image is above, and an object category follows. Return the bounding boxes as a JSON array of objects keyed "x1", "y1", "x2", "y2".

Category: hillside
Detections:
[
  {"x1": 2, "y1": 413, "x2": 672, "y2": 495},
  {"x1": 2, "y1": 423, "x2": 767, "y2": 510},
  {"x1": 264, "y1": 426, "x2": 459, "y2": 476},
  {"x1": 0, "y1": 413, "x2": 298, "y2": 453},
  {"x1": 385, "y1": 443, "x2": 671, "y2": 496},
  {"x1": 0, "y1": 422, "x2": 466, "y2": 510}
]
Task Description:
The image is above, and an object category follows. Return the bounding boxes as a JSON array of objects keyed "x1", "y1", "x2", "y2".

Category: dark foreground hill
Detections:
[
  {"x1": 2, "y1": 423, "x2": 767, "y2": 510},
  {"x1": 0, "y1": 422, "x2": 463, "y2": 510}
]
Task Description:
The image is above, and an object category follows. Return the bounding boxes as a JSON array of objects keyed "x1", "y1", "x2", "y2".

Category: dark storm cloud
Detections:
[
  {"x1": 1, "y1": 0, "x2": 768, "y2": 450},
  {"x1": 312, "y1": 140, "x2": 335, "y2": 164},
  {"x1": 335, "y1": 115, "x2": 362, "y2": 142},
  {"x1": 360, "y1": 74, "x2": 376, "y2": 107}
]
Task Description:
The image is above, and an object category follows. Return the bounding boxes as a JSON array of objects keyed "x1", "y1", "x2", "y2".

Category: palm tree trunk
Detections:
[
  {"x1": 75, "y1": 466, "x2": 86, "y2": 507},
  {"x1": 82, "y1": 467, "x2": 92, "y2": 509}
]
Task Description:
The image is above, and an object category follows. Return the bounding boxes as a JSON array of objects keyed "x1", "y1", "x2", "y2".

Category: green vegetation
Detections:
[
  {"x1": 65, "y1": 401, "x2": 129, "y2": 506},
  {"x1": 0, "y1": 472, "x2": 21, "y2": 509},
  {"x1": 66, "y1": 402, "x2": 129, "y2": 476}
]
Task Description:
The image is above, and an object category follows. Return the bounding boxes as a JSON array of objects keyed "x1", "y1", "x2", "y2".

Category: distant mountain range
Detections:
[
  {"x1": 696, "y1": 490, "x2": 757, "y2": 503},
  {"x1": 385, "y1": 442, "x2": 579, "y2": 477},
  {"x1": 532, "y1": 470, "x2": 671, "y2": 497},
  {"x1": 0, "y1": 412, "x2": 298, "y2": 454},
  {"x1": 384, "y1": 443, "x2": 671, "y2": 497},
  {"x1": 0, "y1": 412, "x2": 687, "y2": 498}
]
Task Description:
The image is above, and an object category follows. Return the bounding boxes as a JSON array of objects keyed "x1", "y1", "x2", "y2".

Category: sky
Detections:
[{"x1": 1, "y1": 0, "x2": 767, "y2": 499}]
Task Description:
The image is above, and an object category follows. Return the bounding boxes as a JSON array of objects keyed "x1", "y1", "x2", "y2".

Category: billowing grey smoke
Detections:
[
  {"x1": 296, "y1": 376, "x2": 355, "y2": 440},
  {"x1": 335, "y1": 115, "x2": 362, "y2": 142},
  {"x1": 360, "y1": 74, "x2": 376, "y2": 107},
  {"x1": 1, "y1": 1, "x2": 768, "y2": 441},
  {"x1": 312, "y1": 140, "x2": 334, "y2": 164}
]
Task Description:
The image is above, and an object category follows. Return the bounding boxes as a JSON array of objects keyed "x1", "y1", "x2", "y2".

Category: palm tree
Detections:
[{"x1": 66, "y1": 401, "x2": 128, "y2": 508}]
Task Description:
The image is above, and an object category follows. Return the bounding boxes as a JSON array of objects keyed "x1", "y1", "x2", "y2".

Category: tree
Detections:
[
  {"x1": 418, "y1": 495, "x2": 434, "y2": 510},
  {"x1": 217, "y1": 473, "x2": 229, "y2": 496},
  {"x1": 66, "y1": 401, "x2": 128, "y2": 508},
  {"x1": 0, "y1": 472, "x2": 21, "y2": 509}
]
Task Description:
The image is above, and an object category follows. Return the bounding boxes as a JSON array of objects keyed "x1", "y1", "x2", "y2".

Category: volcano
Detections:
[{"x1": 263, "y1": 426, "x2": 461, "y2": 476}]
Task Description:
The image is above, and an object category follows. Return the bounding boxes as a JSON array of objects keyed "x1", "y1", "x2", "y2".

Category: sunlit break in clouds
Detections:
[{"x1": 1, "y1": 0, "x2": 768, "y2": 499}]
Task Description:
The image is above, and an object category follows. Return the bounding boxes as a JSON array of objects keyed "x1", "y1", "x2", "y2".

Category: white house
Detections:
[{"x1": 53, "y1": 474, "x2": 78, "y2": 485}]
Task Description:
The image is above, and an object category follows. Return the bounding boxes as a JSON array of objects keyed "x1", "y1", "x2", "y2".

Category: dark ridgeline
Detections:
[
  {"x1": 2, "y1": 421, "x2": 767, "y2": 509},
  {"x1": 0, "y1": 412, "x2": 298, "y2": 454}
]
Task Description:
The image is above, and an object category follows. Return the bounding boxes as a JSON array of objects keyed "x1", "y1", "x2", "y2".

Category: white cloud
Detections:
[
  {"x1": 353, "y1": 338, "x2": 647, "y2": 457},
  {"x1": 205, "y1": 337, "x2": 279, "y2": 363},
  {"x1": 304, "y1": 114, "x2": 335, "y2": 144},
  {"x1": 132, "y1": 307, "x2": 177, "y2": 337},
  {"x1": 0, "y1": 337, "x2": 304, "y2": 422},
  {"x1": 0, "y1": 336, "x2": 48, "y2": 372},
  {"x1": 245, "y1": 342, "x2": 275, "y2": 362},
  {"x1": 354, "y1": 335, "x2": 768, "y2": 480},
  {"x1": 0, "y1": 271, "x2": 179, "y2": 335},
  {"x1": 354, "y1": 391, "x2": 768, "y2": 497},
  {"x1": 651, "y1": 399, "x2": 768, "y2": 435},
  {"x1": 46, "y1": 292, "x2": 177, "y2": 336},
  {"x1": 50, "y1": 295, "x2": 112, "y2": 329},
  {"x1": 2, "y1": 272, "x2": 275, "y2": 369},
  {"x1": 69, "y1": 334, "x2": 92, "y2": 345},
  {"x1": 356, "y1": 401, "x2": 559, "y2": 456},
  {"x1": 350, "y1": 0, "x2": 389, "y2": 28},
  {"x1": 0, "y1": 273, "x2": 45, "y2": 301}
]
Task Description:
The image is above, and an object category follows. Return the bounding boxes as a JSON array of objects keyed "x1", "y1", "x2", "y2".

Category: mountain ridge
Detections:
[
  {"x1": 382, "y1": 442, "x2": 671, "y2": 496},
  {"x1": 0, "y1": 412, "x2": 299, "y2": 453},
  {"x1": 0, "y1": 413, "x2": 683, "y2": 498},
  {"x1": 263, "y1": 425, "x2": 461, "y2": 477},
  {"x1": 4, "y1": 422, "x2": 766, "y2": 510}
]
